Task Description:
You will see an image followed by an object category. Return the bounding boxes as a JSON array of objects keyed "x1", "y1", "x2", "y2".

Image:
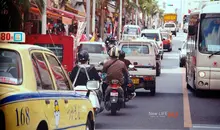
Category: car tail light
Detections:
[
  {"x1": 160, "y1": 43, "x2": 163, "y2": 47},
  {"x1": 144, "y1": 76, "x2": 153, "y2": 81}
]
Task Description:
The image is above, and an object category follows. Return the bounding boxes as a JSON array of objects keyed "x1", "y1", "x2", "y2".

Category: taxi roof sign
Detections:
[{"x1": 0, "y1": 32, "x2": 25, "y2": 43}]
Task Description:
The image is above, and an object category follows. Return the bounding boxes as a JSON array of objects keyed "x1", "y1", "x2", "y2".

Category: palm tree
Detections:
[
  {"x1": 0, "y1": 0, "x2": 45, "y2": 31},
  {"x1": 139, "y1": 0, "x2": 161, "y2": 27}
]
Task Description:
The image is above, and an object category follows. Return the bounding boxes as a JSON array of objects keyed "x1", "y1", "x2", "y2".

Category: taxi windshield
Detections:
[
  {"x1": 199, "y1": 15, "x2": 220, "y2": 54},
  {"x1": 0, "y1": 49, "x2": 22, "y2": 85},
  {"x1": 121, "y1": 44, "x2": 150, "y2": 55}
]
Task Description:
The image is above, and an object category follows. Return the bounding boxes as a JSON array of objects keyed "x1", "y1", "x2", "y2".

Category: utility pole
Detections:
[
  {"x1": 92, "y1": 0, "x2": 96, "y2": 33},
  {"x1": 119, "y1": 0, "x2": 122, "y2": 40},
  {"x1": 135, "y1": 0, "x2": 138, "y2": 25},
  {"x1": 41, "y1": 0, "x2": 47, "y2": 34},
  {"x1": 86, "y1": 0, "x2": 90, "y2": 38}
]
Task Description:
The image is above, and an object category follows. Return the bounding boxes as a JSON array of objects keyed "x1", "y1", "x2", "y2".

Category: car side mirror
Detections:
[
  {"x1": 156, "y1": 54, "x2": 160, "y2": 60},
  {"x1": 99, "y1": 61, "x2": 104, "y2": 66},
  {"x1": 188, "y1": 25, "x2": 196, "y2": 35},
  {"x1": 129, "y1": 64, "x2": 135, "y2": 69},
  {"x1": 178, "y1": 48, "x2": 181, "y2": 51},
  {"x1": 86, "y1": 80, "x2": 100, "y2": 90}
]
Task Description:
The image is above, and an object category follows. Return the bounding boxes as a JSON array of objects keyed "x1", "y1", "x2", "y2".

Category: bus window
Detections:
[{"x1": 199, "y1": 14, "x2": 220, "y2": 54}]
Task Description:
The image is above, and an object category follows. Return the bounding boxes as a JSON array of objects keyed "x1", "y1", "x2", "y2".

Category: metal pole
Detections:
[
  {"x1": 41, "y1": 0, "x2": 47, "y2": 34},
  {"x1": 119, "y1": 0, "x2": 122, "y2": 40},
  {"x1": 135, "y1": 0, "x2": 138, "y2": 25},
  {"x1": 92, "y1": 0, "x2": 96, "y2": 33},
  {"x1": 86, "y1": 0, "x2": 90, "y2": 38}
]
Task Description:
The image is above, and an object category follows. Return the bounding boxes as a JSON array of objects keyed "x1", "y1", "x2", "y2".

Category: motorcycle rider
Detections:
[
  {"x1": 102, "y1": 46, "x2": 128, "y2": 101},
  {"x1": 70, "y1": 50, "x2": 101, "y2": 86},
  {"x1": 119, "y1": 50, "x2": 136, "y2": 99},
  {"x1": 119, "y1": 50, "x2": 132, "y2": 68}
]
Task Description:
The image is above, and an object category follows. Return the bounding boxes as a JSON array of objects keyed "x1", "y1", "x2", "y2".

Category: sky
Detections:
[{"x1": 156, "y1": 0, "x2": 210, "y2": 23}]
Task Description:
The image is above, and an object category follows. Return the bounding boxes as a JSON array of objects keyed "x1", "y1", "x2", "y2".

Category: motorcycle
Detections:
[{"x1": 104, "y1": 79, "x2": 125, "y2": 115}]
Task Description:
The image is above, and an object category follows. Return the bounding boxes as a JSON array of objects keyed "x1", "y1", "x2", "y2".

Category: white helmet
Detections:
[{"x1": 108, "y1": 46, "x2": 119, "y2": 58}]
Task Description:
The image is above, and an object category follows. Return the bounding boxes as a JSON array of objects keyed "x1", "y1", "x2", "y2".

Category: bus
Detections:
[{"x1": 185, "y1": 1, "x2": 220, "y2": 96}]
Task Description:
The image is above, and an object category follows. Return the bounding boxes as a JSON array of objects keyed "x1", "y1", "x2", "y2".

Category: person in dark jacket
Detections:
[
  {"x1": 119, "y1": 50, "x2": 132, "y2": 68},
  {"x1": 119, "y1": 50, "x2": 136, "y2": 100},
  {"x1": 70, "y1": 50, "x2": 100, "y2": 86}
]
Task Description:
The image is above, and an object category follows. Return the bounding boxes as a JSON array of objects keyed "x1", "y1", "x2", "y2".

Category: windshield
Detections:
[
  {"x1": 165, "y1": 24, "x2": 175, "y2": 28},
  {"x1": 123, "y1": 27, "x2": 139, "y2": 35},
  {"x1": 121, "y1": 44, "x2": 150, "y2": 55},
  {"x1": 161, "y1": 33, "x2": 169, "y2": 39},
  {"x1": 0, "y1": 49, "x2": 22, "y2": 85},
  {"x1": 199, "y1": 16, "x2": 220, "y2": 54},
  {"x1": 80, "y1": 44, "x2": 105, "y2": 54},
  {"x1": 141, "y1": 33, "x2": 160, "y2": 41}
]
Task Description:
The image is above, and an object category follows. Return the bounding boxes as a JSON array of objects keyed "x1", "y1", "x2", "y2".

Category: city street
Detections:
[{"x1": 95, "y1": 32, "x2": 220, "y2": 130}]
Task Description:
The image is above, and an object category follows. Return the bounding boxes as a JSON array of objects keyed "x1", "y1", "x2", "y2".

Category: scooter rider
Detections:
[
  {"x1": 119, "y1": 50, "x2": 132, "y2": 68},
  {"x1": 69, "y1": 50, "x2": 101, "y2": 86},
  {"x1": 102, "y1": 46, "x2": 128, "y2": 100},
  {"x1": 119, "y1": 50, "x2": 136, "y2": 99}
]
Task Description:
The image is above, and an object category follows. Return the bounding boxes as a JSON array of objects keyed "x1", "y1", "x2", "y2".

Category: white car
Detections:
[
  {"x1": 119, "y1": 38, "x2": 157, "y2": 95},
  {"x1": 122, "y1": 24, "x2": 141, "y2": 40},
  {"x1": 178, "y1": 41, "x2": 194, "y2": 67},
  {"x1": 78, "y1": 42, "x2": 108, "y2": 71},
  {"x1": 163, "y1": 22, "x2": 177, "y2": 36},
  {"x1": 183, "y1": 23, "x2": 188, "y2": 33},
  {"x1": 141, "y1": 29, "x2": 164, "y2": 59}
]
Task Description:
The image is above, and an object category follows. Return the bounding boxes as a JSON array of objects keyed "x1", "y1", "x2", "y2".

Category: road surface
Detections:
[{"x1": 95, "y1": 32, "x2": 220, "y2": 130}]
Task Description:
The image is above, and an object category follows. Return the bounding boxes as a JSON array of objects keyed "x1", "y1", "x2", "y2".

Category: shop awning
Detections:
[
  {"x1": 29, "y1": 7, "x2": 62, "y2": 20},
  {"x1": 51, "y1": 7, "x2": 86, "y2": 22}
]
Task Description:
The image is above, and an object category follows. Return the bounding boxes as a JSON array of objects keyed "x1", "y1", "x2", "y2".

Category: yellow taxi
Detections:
[{"x1": 0, "y1": 32, "x2": 96, "y2": 130}]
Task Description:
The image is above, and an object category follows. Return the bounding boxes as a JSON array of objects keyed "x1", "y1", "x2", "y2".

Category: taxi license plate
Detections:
[
  {"x1": 132, "y1": 78, "x2": 139, "y2": 84},
  {"x1": 110, "y1": 92, "x2": 118, "y2": 96}
]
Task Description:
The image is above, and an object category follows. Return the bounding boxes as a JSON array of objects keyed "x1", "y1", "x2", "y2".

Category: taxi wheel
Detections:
[
  {"x1": 37, "y1": 121, "x2": 48, "y2": 130},
  {"x1": 86, "y1": 118, "x2": 92, "y2": 130}
]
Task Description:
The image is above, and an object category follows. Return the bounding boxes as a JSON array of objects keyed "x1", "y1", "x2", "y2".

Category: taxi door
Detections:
[
  {"x1": 43, "y1": 52, "x2": 84, "y2": 129},
  {"x1": 30, "y1": 51, "x2": 63, "y2": 129}
]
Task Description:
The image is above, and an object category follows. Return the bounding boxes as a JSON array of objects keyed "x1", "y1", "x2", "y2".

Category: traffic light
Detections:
[{"x1": 167, "y1": 4, "x2": 173, "y2": 6}]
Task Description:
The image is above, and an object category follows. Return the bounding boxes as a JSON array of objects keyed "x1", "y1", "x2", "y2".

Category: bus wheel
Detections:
[{"x1": 195, "y1": 89, "x2": 203, "y2": 97}]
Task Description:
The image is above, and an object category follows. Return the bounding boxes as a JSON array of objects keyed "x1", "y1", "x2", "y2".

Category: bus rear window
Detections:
[
  {"x1": 0, "y1": 49, "x2": 22, "y2": 85},
  {"x1": 35, "y1": 44, "x2": 63, "y2": 62}
]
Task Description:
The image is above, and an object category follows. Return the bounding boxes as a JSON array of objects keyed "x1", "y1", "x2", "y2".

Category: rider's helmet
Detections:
[
  {"x1": 119, "y1": 50, "x2": 126, "y2": 59},
  {"x1": 108, "y1": 46, "x2": 119, "y2": 58},
  {"x1": 78, "y1": 50, "x2": 89, "y2": 62}
]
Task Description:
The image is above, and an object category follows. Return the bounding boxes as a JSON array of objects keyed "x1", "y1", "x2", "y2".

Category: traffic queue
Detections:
[{"x1": 0, "y1": 26, "x2": 173, "y2": 129}]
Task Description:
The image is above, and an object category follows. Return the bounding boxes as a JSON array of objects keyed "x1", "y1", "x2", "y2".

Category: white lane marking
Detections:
[{"x1": 192, "y1": 124, "x2": 220, "y2": 129}]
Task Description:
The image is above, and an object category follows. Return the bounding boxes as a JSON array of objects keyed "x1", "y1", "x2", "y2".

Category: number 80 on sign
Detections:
[{"x1": 0, "y1": 32, "x2": 25, "y2": 43}]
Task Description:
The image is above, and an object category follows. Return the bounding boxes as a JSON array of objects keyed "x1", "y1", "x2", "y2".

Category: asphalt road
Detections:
[{"x1": 95, "y1": 32, "x2": 220, "y2": 130}]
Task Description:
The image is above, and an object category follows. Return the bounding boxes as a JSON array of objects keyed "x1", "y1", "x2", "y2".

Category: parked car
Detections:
[{"x1": 141, "y1": 29, "x2": 164, "y2": 60}]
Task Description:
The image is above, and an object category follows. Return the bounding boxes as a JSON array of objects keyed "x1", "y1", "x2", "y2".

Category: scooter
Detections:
[{"x1": 104, "y1": 79, "x2": 125, "y2": 115}]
